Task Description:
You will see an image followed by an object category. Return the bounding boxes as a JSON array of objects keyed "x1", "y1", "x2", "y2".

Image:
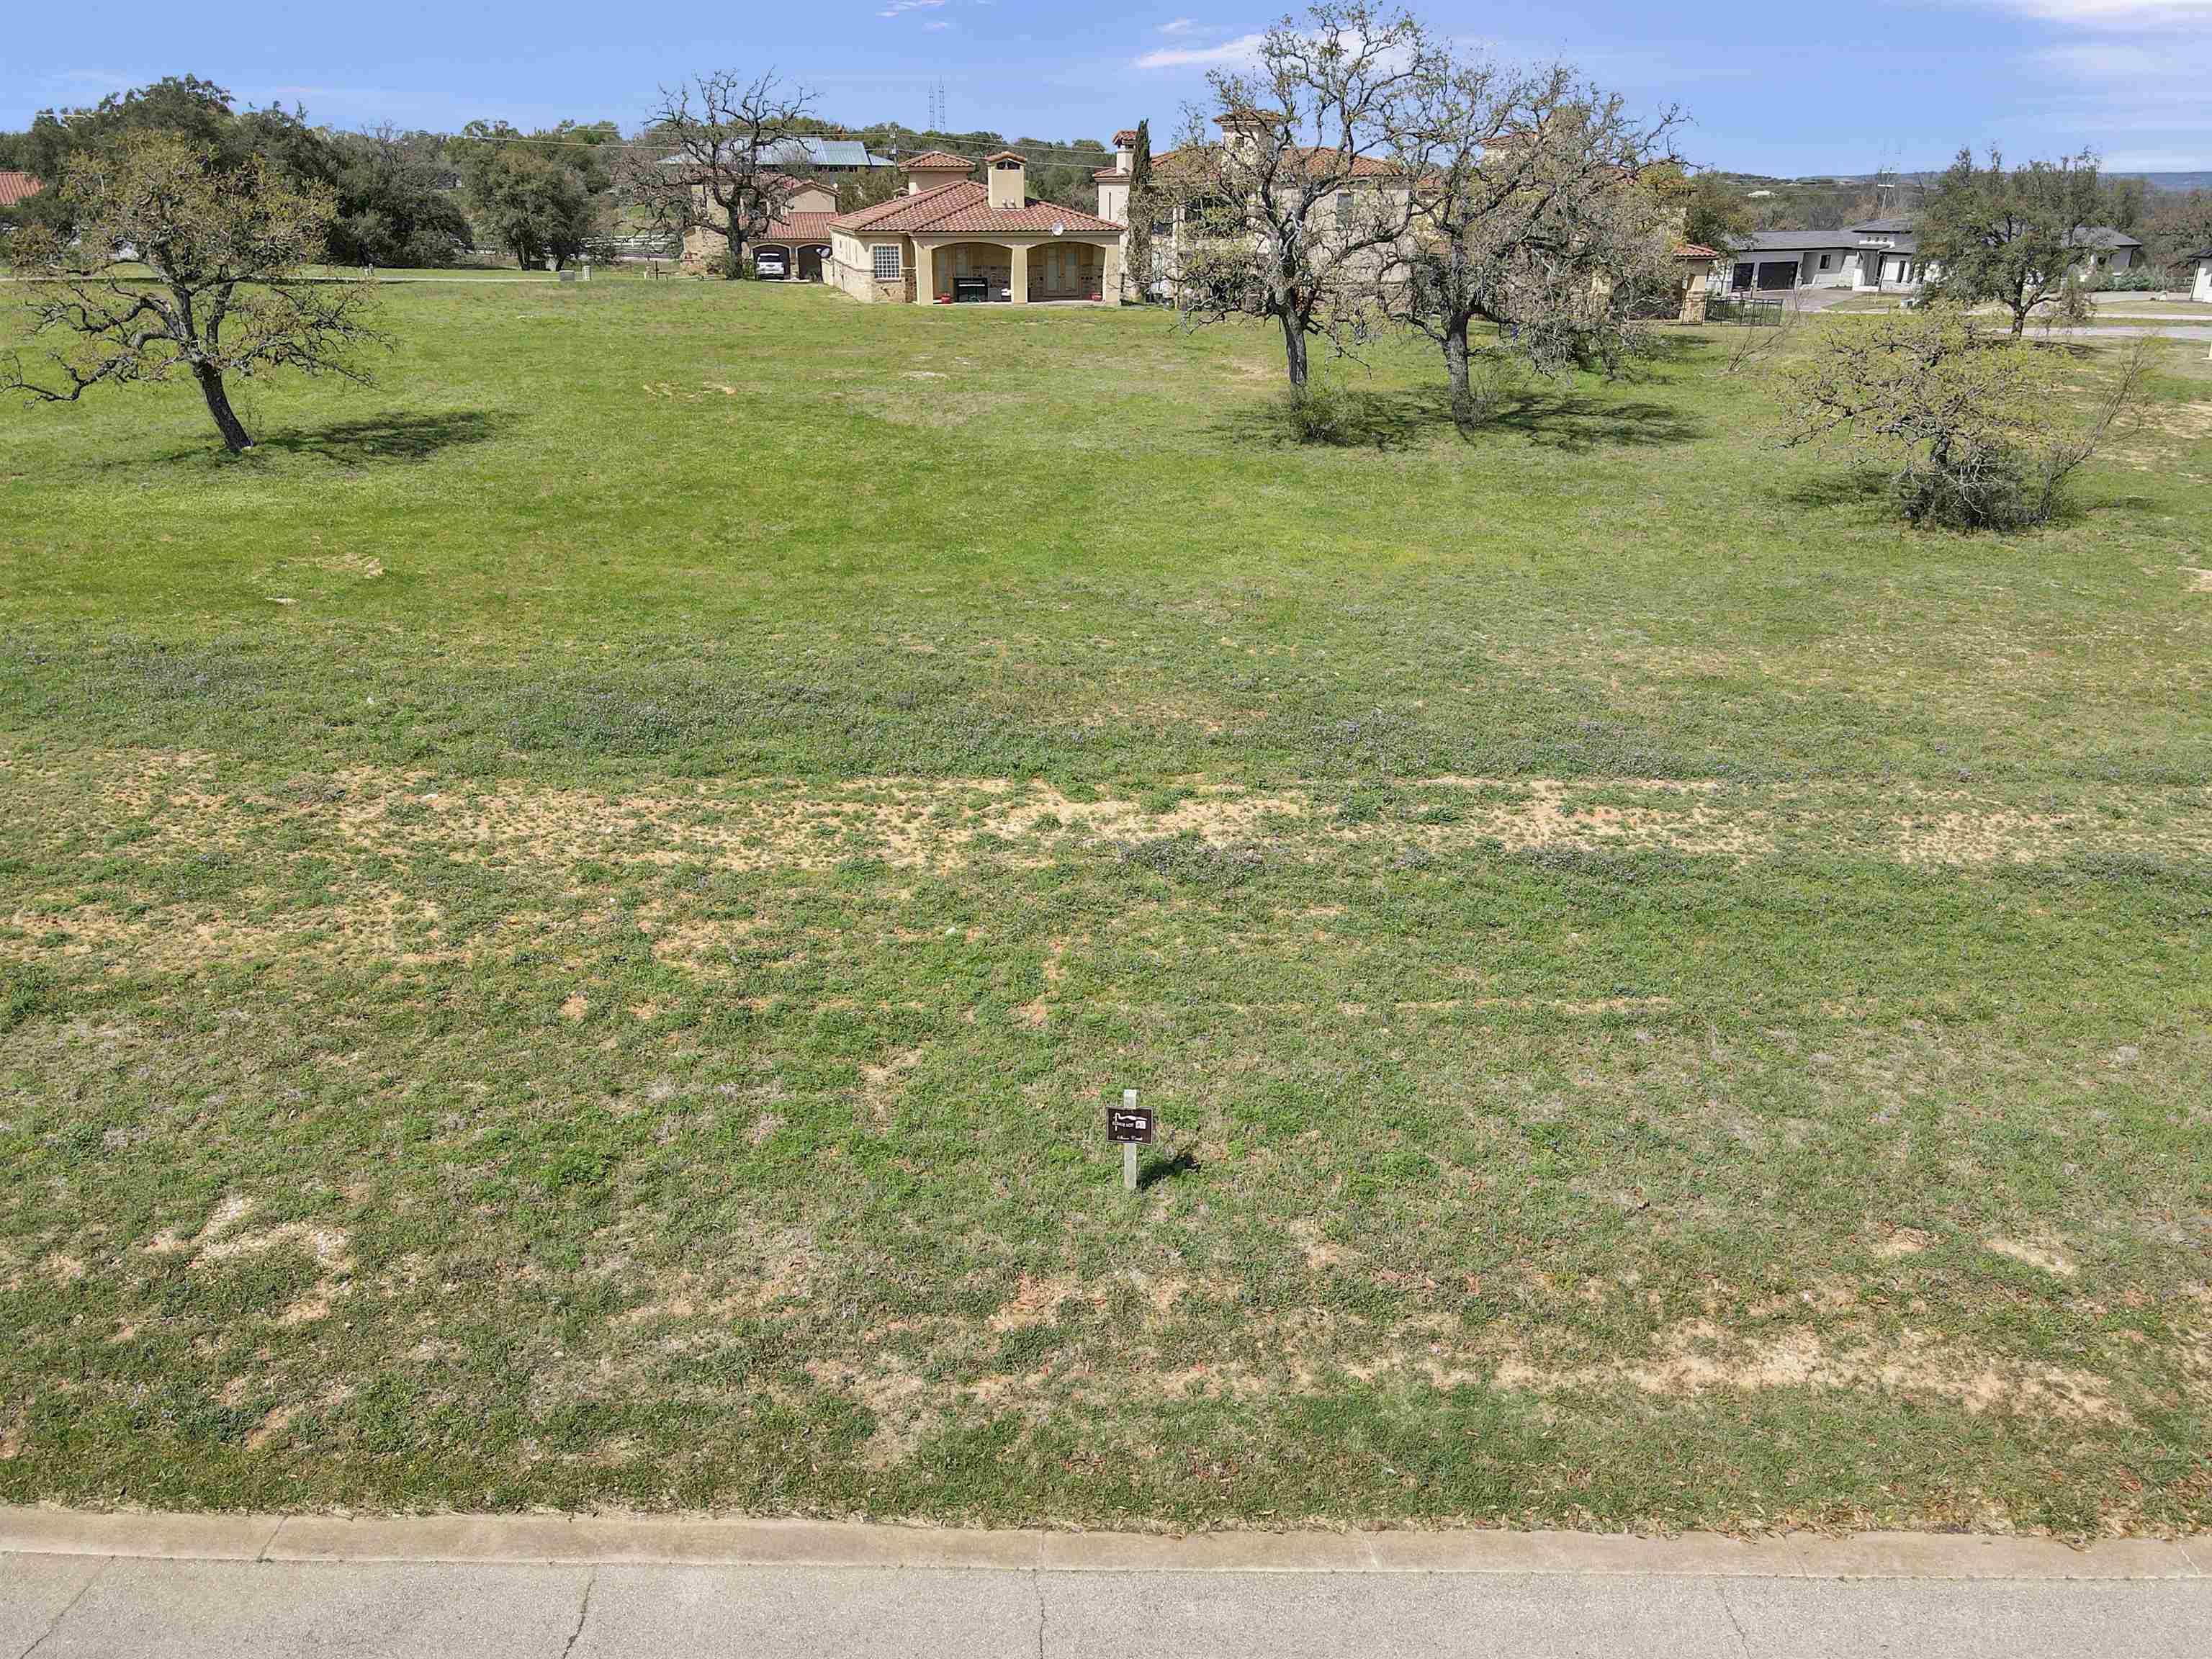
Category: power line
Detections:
[{"x1": 360, "y1": 127, "x2": 1122, "y2": 166}]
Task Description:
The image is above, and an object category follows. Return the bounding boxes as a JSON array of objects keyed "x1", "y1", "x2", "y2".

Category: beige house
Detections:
[
  {"x1": 1105, "y1": 117, "x2": 1715, "y2": 322},
  {"x1": 826, "y1": 150, "x2": 1125, "y2": 304},
  {"x1": 681, "y1": 174, "x2": 841, "y2": 279}
]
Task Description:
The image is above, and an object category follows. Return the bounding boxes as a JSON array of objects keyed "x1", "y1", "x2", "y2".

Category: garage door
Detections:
[{"x1": 1755, "y1": 261, "x2": 1798, "y2": 290}]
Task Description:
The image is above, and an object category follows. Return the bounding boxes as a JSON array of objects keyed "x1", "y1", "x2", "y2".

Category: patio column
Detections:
[
  {"x1": 913, "y1": 240, "x2": 935, "y2": 305},
  {"x1": 1006, "y1": 243, "x2": 1028, "y2": 305}
]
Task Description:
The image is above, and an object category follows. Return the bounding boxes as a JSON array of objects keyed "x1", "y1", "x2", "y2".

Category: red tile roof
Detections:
[
  {"x1": 1093, "y1": 168, "x2": 1129, "y2": 181},
  {"x1": 0, "y1": 171, "x2": 42, "y2": 209},
  {"x1": 1112, "y1": 130, "x2": 1140, "y2": 147},
  {"x1": 832, "y1": 180, "x2": 1121, "y2": 237},
  {"x1": 834, "y1": 179, "x2": 974, "y2": 232},
  {"x1": 762, "y1": 213, "x2": 840, "y2": 243},
  {"x1": 1152, "y1": 144, "x2": 1402, "y2": 183},
  {"x1": 1675, "y1": 243, "x2": 1721, "y2": 261},
  {"x1": 899, "y1": 150, "x2": 973, "y2": 173},
  {"x1": 984, "y1": 149, "x2": 1025, "y2": 164}
]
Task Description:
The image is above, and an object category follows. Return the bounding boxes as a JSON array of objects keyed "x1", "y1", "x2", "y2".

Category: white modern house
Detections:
[
  {"x1": 1714, "y1": 216, "x2": 2144, "y2": 295},
  {"x1": 2193, "y1": 247, "x2": 2212, "y2": 305}
]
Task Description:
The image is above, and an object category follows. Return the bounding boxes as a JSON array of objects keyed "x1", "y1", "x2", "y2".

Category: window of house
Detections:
[
  {"x1": 872, "y1": 244, "x2": 900, "y2": 282},
  {"x1": 1818, "y1": 253, "x2": 1833, "y2": 270},
  {"x1": 1336, "y1": 191, "x2": 1356, "y2": 235}
]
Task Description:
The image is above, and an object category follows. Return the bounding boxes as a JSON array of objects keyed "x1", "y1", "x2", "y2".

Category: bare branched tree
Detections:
[
  {"x1": 1, "y1": 132, "x2": 383, "y2": 453},
  {"x1": 1388, "y1": 52, "x2": 1682, "y2": 423},
  {"x1": 1160, "y1": 3, "x2": 1439, "y2": 390},
  {"x1": 629, "y1": 70, "x2": 817, "y2": 278}
]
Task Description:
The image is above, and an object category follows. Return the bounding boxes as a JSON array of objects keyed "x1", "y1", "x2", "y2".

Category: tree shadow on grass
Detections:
[
  {"x1": 246, "y1": 409, "x2": 516, "y2": 465},
  {"x1": 1781, "y1": 465, "x2": 1895, "y2": 512},
  {"x1": 1138, "y1": 1149, "x2": 1201, "y2": 1192},
  {"x1": 1485, "y1": 390, "x2": 1703, "y2": 451},
  {"x1": 1205, "y1": 385, "x2": 1457, "y2": 451},
  {"x1": 1208, "y1": 384, "x2": 1701, "y2": 454}
]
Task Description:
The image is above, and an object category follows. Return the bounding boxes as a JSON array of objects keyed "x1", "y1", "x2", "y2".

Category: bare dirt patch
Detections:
[
  {"x1": 1985, "y1": 1238, "x2": 2079, "y2": 1278},
  {"x1": 989, "y1": 1273, "x2": 1078, "y2": 1332},
  {"x1": 151, "y1": 1197, "x2": 356, "y2": 1326},
  {"x1": 52, "y1": 759, "x2": 2212, "y2": 902},
  {"x1": 859, "y1": 1046, "x2": 923, "y2": 1128},
  {"x1": 1494, "y1": 1319, "x2": 2124, "y2": 1421}
]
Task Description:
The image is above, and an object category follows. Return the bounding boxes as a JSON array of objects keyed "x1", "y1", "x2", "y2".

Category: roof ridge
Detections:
[{"x1": 833, "y1": 179, "x2": 976, "y2": 230}]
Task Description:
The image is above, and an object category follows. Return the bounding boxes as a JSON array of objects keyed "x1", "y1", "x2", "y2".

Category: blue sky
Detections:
[{"x1": 9, "y1": 1, "x2": 2207, "y2": 176}]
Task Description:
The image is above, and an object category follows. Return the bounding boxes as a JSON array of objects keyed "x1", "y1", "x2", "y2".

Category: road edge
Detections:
[{"x1": 0, "y1": 1509, "x2": 2203, "y2": 1581}]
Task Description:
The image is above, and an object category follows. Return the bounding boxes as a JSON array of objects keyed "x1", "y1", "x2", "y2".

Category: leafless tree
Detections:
[
  {"x1": 1388, "y1": 51, "x2": 1683, "y2": 423},
  {"x1": 1160, "y1": 3, "x2": 1438, "y2": 390},
  {"x1": 1, "y1": 132, "x2": 383, "y2": 453},
  {"x1": 628, "y1": 70, "x2": 817, "y2": 278}
]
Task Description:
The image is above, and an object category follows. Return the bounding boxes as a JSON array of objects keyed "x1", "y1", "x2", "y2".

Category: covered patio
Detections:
[{"x1": 912, "y1": 234, "x2": 1115, "y2": 305}]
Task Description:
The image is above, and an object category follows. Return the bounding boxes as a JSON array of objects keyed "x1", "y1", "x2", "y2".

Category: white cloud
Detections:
[
  {"x1": 2032, "y1": 40, "x2": 2162, "y2": 76},
  {"x1": 922, "y1": 17, "x2": 952, "y2": 28},
  {"x1": 1966, "y1": 0, "x2": 2211, "y2": 165},
  {"x1": 1134, "y1": 32, "x2": 1266, "y2": 70},
  {"x1": 1979, "y1": 0, "x2": 2208, "y2": 16},
  {"x1": 878, "y1": 0, "x2": 946, "y2": 15},
  {"x1": 1159, "y1": 15, "x2": 1197, "y2": 30}
]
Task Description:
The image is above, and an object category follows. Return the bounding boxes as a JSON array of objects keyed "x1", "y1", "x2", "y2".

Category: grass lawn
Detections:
[{"x1": 1, "y1": 279, "x2": 2208, "y2": 1535}]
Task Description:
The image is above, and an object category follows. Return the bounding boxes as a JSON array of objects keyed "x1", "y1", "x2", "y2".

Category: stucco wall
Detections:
[{"x1": 2195, "y1": 259, "x2": 2212, "y2": 304}]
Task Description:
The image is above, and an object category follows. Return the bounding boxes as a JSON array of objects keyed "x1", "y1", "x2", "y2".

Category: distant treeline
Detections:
[{"x1": 0, "y1": 78, "x2": 1125, "y2": 265}]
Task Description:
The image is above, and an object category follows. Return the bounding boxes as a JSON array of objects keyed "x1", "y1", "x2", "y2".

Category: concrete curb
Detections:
[{"x1": 0, "y1": 1509, "x2": 2203, "y2": 1581}]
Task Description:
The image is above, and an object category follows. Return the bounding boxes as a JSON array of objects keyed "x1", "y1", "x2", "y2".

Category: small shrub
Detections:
[
  {"x1": 1775, "y1": 313, "x2": 2148, "y2": 531},
  {"x1": 1275, "y1": 381, "x2": 1354, "y2": 445}
]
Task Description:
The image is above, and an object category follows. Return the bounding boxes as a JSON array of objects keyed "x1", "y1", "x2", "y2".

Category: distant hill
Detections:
[{"x1": 1807, "y1": 168, "x2": 2212, "y2": 194}]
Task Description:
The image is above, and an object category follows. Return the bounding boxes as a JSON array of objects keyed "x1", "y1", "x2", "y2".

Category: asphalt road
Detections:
[
  {"x1": 8, "y1": 1554, "x2": 2212, "y2": 1658},
  {"x1": 4, "y1": 1514, "x2": 2208, "y2": 1658}
]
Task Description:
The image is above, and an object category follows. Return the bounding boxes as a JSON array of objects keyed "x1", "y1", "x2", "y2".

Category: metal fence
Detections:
[{"x1": 1706, "y1": 295, "x2": 1786, "y2": 326}]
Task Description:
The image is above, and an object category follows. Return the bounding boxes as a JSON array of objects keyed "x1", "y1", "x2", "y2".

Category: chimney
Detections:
[
  {"x1": 1215, "y1": 107, "x2": 1279, "y2": 162},
  {"x1": 900, "y1": 151, "x2": 973, "y2": 195},
  {"x1": 1112, "y1": 129, "x2": 1138, "y2": 174},
  {"x1": 985, "y1": 150, "x2": 1026, "y2": 211}
]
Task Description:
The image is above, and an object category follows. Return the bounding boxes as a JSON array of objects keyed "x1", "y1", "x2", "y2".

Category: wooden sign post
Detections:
[{"x1": 1107, "y1": 1088, "x2": 1154, "y2": 1192}]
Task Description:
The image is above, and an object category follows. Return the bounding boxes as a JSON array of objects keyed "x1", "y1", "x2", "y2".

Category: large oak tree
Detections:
[
  {"x1": 627, "y1": 71, "x2": 817, "y2": 279},
  {"x1": 1161, "y1": 3, "x2": 1437, "y2": 390},
  {"x1": 2, "y1": 132, "x2": 385, "y2": 453},
  {"x1": 1389, "y1": 54, "x2": 1682, "y2": 423},
  {"x1": 1917, "y1": 148, "x2": 2105, "y2": 338}
]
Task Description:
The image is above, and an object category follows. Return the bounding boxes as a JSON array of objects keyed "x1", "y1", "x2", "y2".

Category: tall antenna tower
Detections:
[{"x1": 928, "y1": 78, "x2": 945, "y2": 134}]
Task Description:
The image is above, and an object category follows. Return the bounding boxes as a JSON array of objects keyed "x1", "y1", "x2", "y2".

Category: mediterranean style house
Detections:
[
  {"x1": 678, "y1": 174, "x2": 841, "y2": 280},
  {"x1": 1107, "y1": 117, "x2": 1717, "y2": 323},
  {"x1": 678, "y1": 144, "x2": 1128, "y2": 302},
  {"x1": 680, "y1": 125, "x2": 1718, "y2": 322},
  {"x1": 824, "y1": 150, "x2": 1127, "y2": 304}
]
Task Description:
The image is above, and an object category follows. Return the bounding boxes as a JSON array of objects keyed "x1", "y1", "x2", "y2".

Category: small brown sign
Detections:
[{"x1": 1106, "y1": 1104, "x2": 1155, "y2": 1144}]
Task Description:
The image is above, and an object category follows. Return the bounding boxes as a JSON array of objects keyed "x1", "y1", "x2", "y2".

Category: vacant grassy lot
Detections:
[{"x1": 2, "y1": 280, "x2": 2207, "y2": 1535}]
